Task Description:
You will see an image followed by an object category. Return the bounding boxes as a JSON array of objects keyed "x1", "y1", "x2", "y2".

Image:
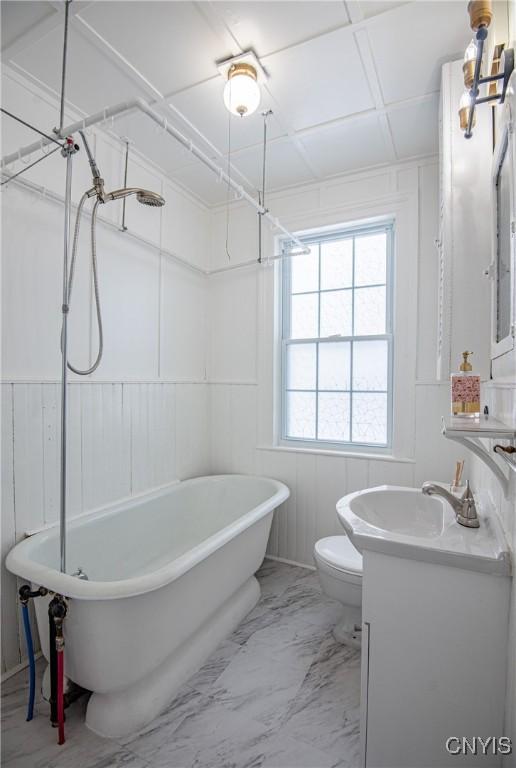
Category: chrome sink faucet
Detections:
[{"x1": 421, "y1": 481, "x2": 480, "y2": 528}]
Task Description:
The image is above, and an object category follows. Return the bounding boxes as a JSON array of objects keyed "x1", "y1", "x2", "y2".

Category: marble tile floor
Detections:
[{"x1": 1, "y1": 560, "x2": 361, "y2": 768}]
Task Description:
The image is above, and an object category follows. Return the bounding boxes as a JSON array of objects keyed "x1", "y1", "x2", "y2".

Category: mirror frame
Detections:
[{"x1": 491, "y1": 99, "x2": 516, "y2": 361}]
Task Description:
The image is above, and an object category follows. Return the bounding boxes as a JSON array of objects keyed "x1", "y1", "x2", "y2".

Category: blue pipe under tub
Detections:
[{"x1": 21, "y1": 602, "x2": 36, "y2": 721}]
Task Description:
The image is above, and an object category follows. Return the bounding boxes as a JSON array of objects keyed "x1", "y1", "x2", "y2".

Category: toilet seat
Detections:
[{"x1": 314, "y1": 536, "x2": 363, "y2": 586}]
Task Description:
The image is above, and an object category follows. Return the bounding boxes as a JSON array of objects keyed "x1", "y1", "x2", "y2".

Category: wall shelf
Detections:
[{"x1": 442, "y1": 416, "x2": 516, "y2": 499}]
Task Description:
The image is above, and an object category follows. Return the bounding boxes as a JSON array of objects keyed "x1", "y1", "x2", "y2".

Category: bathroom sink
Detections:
[
  {"x1": 348, "y1": 488, "x2": 445, "y2": 537},
  {"x1": 336, "y1": 485, "x2": 510, "y2": 575}
]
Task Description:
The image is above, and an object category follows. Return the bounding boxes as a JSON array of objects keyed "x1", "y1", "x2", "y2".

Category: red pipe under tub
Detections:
[{"x1": 57, "y1": 649, "x2": 65, "y2": 745}]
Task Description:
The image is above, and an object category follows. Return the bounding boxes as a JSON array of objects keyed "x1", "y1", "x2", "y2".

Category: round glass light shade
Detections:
[
  {"x1": 464, "y1": 39, "x2": 477, "y2": 63},
  {"x1": 459, "y1": 90, "x2": 473, "y2": 109},
  {"x1": 223, "y1": 68, "x2": 261, "y2": 117}
]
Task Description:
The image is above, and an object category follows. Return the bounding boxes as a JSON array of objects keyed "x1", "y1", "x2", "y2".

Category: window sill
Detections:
[{"x1": 257, "y1": 444, "x2": 415, "y2": 463}]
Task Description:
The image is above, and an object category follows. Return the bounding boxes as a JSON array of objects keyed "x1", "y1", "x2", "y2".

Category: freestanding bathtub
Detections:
[{"x1": 6, "y1": 474, "x2": 289, "y2": 738}]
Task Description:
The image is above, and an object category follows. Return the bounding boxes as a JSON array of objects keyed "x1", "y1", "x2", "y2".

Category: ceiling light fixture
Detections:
[
  {"x1": 459, "y1": 0, "x2": 514, "y2": 138},
  {"x1": 224, "y1": 62, "x2": 261, "y2": 118}
]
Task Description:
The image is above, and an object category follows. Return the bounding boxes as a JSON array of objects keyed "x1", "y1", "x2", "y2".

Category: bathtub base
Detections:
[{"x1": 85, "y1": 575, "x2": 260, "y2": 739}]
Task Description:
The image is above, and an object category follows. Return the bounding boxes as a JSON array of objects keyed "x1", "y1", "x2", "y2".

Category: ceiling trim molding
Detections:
[
  {"x1": 353, "y1": 26, "x2": 397, "y2": 163},
  {"x1": 209, "y1": 152, "x2": 439, "y2": 212}
]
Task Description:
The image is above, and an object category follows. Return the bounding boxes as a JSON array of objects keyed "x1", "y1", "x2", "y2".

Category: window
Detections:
[{"x1": 281, "y1": 221, "x2": 393, "y2": 451}]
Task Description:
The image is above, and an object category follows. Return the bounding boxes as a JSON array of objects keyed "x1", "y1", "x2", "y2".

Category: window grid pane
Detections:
[{"x1": 283, "y1": 224, "x2": 392, "y2": 448}]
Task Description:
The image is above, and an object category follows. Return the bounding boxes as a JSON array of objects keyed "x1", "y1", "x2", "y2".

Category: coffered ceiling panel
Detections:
[
  {"x1": 232, "y1": 137, "x2": 316, "y2": 192},
  {"x1": 387, "y1": 94, "x2": 439, "y2": 159},
  {"x1": 170, "y1": 77, "x2": 286, "y2": 154},
  {"x1": 298, "y1": 114, "x2": 392, "y2": 176},
  {"x1": 366, "y1": 1, "x2": 467, "y2": 104},
  {"x1": 79, "y1": 1, "x2": 225, "y2": 96},
  {"x1": 1, "y1": 1, "x2": 56, "y2": 52},
  {"x1": 11, "y1": 25, "x2": 149, "y2": 115},
  {"x1": 2, "y1": 0, "x2": 468, "y2": 206},
  {"x1": 208, "y1": 1, "x2": 350, "y2": 57},
  {"x1": 357, "y1": 1, "x2": 411, "y2": 20},
  {"x1": 262, "y1": 26, "x2": 375, "y2": 131}
]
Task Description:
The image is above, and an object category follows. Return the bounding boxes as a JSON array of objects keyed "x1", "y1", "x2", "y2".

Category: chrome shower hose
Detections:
[{"x1": 61, "y1": 193, "x2": 104, "y2": 375}]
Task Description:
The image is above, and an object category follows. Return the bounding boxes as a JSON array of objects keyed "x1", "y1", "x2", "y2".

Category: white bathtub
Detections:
[{"x1": 6, "y1": 474, "x2": 289, "y2": 738}]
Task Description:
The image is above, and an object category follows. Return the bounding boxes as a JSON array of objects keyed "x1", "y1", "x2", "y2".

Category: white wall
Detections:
[
  {"x1": 1, "y1": 68, "x2": 210, "y2": 674},
  {"x1": 208, "y1": 159, "x2": 463, "y2": 567}
]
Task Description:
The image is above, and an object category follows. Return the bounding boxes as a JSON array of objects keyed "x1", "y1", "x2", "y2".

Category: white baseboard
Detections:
[{"x1": 264, "y1": 554, "x2": 316, "y2": 571}]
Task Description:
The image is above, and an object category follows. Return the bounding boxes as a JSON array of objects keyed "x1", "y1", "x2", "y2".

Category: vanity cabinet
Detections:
[{"x1": 360, "y1": 549, "x2": 510, "y2": 767}]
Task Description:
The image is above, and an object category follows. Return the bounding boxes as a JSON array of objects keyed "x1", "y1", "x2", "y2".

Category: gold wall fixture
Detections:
[
  {"x1": 460, "y1": 1, "x2": 514, "y2": 138},
  {"x1": 468, "y1": 0, "x2": 493, "y2": 32},
  {"x1": 459, "y1": 105, "x2": 476, "y2": 131},
  {"x1": 463, "y1": 58, "x2": 476, "y2": 89}
]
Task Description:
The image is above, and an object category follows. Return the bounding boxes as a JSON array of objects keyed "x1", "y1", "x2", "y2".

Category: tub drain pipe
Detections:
[
  {"x1": 48, "y1": 596, "x2": 67, "y2": 744},
  {"x1": 19, "y1": 585, "x2": 47, "y2": 722}
]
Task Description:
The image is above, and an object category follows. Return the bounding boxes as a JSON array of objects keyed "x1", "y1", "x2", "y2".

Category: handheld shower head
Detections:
[
  {"x1": 137, "y1": 190, "x2": 165, "y2": 207},
  {"x1": 106, "y1": 188, "x2": 165, "y2": 207}
]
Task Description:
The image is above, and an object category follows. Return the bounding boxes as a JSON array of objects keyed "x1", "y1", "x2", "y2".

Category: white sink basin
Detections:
[
  {"x1": 349, "y1": 487, "x2": 445, "y2": 537},
  {"x1": 336, "y1": 485, "x2": 510, "y2": 575}
]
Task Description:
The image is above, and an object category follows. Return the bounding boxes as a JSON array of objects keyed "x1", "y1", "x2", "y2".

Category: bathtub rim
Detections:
[{"x1": 5, "y1": 474, "x2": 289, "y2": 601}]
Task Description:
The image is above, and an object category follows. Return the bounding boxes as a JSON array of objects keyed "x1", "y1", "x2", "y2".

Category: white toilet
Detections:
[{"x1": 314, "y1": 535, "x2": 363, "y2": 646}]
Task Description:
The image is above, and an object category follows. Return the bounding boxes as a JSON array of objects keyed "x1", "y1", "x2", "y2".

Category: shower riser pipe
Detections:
[
  {"x1": 60, "y1": 142, "x2": 77, "y2": 574},
  {"x1": 1, "y1": 98, "x2": 308, "y2": 255}
]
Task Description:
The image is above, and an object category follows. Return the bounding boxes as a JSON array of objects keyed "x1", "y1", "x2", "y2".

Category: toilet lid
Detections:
[{"x1": 314, "y1": 536, "x2": 363, "y2": 575}]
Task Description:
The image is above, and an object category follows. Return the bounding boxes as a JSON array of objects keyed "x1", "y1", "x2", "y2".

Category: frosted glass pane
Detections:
[
  {"x1": 355, "y1": 233, "x2": 386, "y2": 286},
  {"x1": 320, "y1": 239, "x2": 352, "y2": 290},
  {"x1": 318, "y1": 393, "x2": 350, "y2": 442},
  {"x1": 353, "y1": 340, "x2": 388, "y2": 391},
  {"x1": 354, "y1": 286, "x2": 386, "y2": 336},
  {"x1": 319, "y1": 342, "x2": 351, "y2": 390},
  {"x1": 291, "y1": 293, "x2": 318, "y2": 339},
  {"x1": 291, "y1": 247, "x2": 319, "y2": 293},
  {"x1": 320, "y1": 290, "x2": 352, "y2": 337},
  {"x1": 287, "y1": 392, "x2": 316, "y2": 439},
  {"x1": 352, "y1": 393, "x2": 388, "y2": 444},
  {"x1": 287, "y1": 344, "x2": 316, "y2": 389}
]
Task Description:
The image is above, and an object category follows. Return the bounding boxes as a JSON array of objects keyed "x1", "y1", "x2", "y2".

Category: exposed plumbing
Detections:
[
  {"x1": 19, "y1": 585, "x2": 48, "y2": 722},
  {"x1": 63, "y1": 131, "x2": 164, "y2": 376}
]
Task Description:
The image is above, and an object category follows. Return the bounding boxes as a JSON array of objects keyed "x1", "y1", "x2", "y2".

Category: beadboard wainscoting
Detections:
[{"x1": 1, "y1": 381, "x2": 209, "y2": 673}]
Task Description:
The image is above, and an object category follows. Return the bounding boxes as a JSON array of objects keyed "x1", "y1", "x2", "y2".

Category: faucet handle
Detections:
[{"x1": 461, "y1": 480, "x2": 474, "y2": 501}]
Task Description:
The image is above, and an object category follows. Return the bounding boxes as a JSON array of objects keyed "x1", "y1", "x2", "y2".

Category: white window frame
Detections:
[{"x1": 279, "y1": 220, "x2": 394, "y2": 454}]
